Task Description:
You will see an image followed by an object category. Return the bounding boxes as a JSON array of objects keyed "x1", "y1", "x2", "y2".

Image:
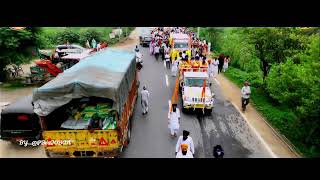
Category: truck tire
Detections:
[
  {"x1": 182, "y1": 107, "x2": 187, "y2": 114},
  {"x1": 45, "y1": 150, "x2": 51, "y2": 158},
  {"x1": 205, "y1": 108, "x2": 213, "y2": 115}
]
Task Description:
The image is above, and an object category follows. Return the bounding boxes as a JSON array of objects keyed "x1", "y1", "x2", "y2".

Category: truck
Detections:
[
  {"x1": 178, "y1": 61, "x2": 214, "y2": 114},
  {"x1": 32, "y1": 49, "x2": 138, "y2": 158},
  {"x1": 169, "y1": 33, "x2": 192, "y2": 61}
]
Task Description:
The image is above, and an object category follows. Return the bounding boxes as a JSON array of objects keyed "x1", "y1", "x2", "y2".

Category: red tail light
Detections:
[{"x1": 17, "y1": 115, "x2": 29, "y2": 121}]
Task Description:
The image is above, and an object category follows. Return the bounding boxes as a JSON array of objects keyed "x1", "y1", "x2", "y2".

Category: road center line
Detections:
[
  {"x1": 165, "y1": 74, "x2": 169, "y2": 87},
  {"x1": 230, "y1": 101, "x2": 278, "y2": 158},
  {"x1": 163, "y1": 60, "x2": 166, "y2": 68}
]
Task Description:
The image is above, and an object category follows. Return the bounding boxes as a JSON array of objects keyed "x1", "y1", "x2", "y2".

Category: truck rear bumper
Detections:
[
  {"x1": 183, "y1": 104, "x2": 213, "y2": 110},
  {"x1": 46, "y1": 148, "x2": 121, "y2": 158}
]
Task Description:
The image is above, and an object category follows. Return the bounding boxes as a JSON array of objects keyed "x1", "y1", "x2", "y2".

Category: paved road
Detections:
[
  {"x1": 121, "y1": 27, "x2": 271, "y2": 158},
  {"x1": 0, "y1": 27, "x2": 271, "y2": 158}
]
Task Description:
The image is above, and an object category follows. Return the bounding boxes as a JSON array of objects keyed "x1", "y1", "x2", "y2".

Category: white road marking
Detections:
[
  {"x1": 163, "y1": 60, "x2": 166, "y2": 68},
  {"x1": 214, "y1": 78, "x2": 221, "y2": 86},
  {"x1": 230, "y1": 102, "x2": 278, "y2": 158},
  {"x1": 165, "y1": 74, "x2": 169, "y2": 87}
]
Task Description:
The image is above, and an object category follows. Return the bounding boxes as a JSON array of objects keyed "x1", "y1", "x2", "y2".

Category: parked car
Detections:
[
  {"x1": 0, "y1": 95, "x2": 41, "y2": 144},
  {"x1": 139, "y1": 28, "x2": 152, "y2": 47}
]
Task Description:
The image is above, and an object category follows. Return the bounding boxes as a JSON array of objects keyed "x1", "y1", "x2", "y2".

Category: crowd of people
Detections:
[
  {"x1": 135, "y1": 27, "x2": 245, "y2": 158},
  {"x1": 147, "y1": 27, "x2": 231, "y2": 80}
]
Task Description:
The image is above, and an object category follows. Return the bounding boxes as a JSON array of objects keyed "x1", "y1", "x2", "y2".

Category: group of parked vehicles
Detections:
[
  {"x1": 1, "y1": 48, "x2": 139, "y2": 158},
  {"x1": 0, "y1": 27, "x2": 215, "y2": 158}
]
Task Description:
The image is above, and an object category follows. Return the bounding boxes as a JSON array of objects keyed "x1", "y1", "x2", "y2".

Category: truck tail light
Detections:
[{"x1": 17, "y1": 115, "x2": 29, "y2": 121}]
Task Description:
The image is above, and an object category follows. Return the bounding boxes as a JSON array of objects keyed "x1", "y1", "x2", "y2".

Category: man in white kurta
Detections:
[
  {"x1": 168, "y1": 105, "x2": 180, "y2": 137},
  {"x1": 141, "y1": 86, "x2": 150, "y2": 115},
  {"x1": 176, "y1": 144, "x2": 194, "y2": 158},
  {"x1": 175, "y1": 130, "x2": 195, "y2": 156},
  {"x1": 212, "y1": 58, "x2": 219, "y2": 78}
]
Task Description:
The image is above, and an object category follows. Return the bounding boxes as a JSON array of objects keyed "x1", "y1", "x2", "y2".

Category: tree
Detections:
[
  {"x1": 79, "y1": 29, "x2": 103, "y2": 46},
  {"x1": 0, "y1": 27, "x2": 40, "y2": 81},
  {"x1": 241, "y1": 27, "x2": 306, "y2": 81},
  {"x1": 266, "y1": 35, "x2": 320, "y2": 155},
  {"x1": 54, "y1": 29, "x2": 80, "y2": 44}
]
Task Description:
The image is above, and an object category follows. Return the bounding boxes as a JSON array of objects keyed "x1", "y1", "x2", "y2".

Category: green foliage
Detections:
[
  {"x1": 54, "y1": 29, "x2": 80, "y2": 44},
  {"x1": 0, "y1": 27, "x2": 40, "y2": 81},
  {"x1": 198, "y1": 27, "x2": 320, "y2": 157},
  {"x1": 79, "y1": 29, "x2": 103, "y2": 46}
]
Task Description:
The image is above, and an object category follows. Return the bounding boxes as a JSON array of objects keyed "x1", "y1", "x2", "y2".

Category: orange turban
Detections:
[{"x1": 181, "y1": 144, "x2": 188, "y2": 151}]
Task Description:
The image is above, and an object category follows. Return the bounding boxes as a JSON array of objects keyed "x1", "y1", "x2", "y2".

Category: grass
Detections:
[
  {"x1": 0, "y1": 80, "x2": 30, "y2": 90},
  {"x1": 224, "y1": 67, "x2": 317, "y2": 157}
]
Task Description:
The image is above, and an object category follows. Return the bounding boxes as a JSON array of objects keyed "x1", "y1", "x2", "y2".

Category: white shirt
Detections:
[
  {"x1": 241, "y1": 86, "x2": 251, "y2": 99},
  {"x1": 176, "y1": 150, "x2": 194, "y2": 158},
  {"x1": 164, "y1": 46, "x2": 170, "y2": 54},
  {"x1": 213, "y1": 59, "x2": 219, "y2": 66},
  {"x1": 141, "y1": 90, "x2": 150, "y2": 102},
  {"x1": 165, "y1": 54, "x2": 170, "y2": 62},
  {"x1": 169, "y1": 110, "x2": 180, "y2": 129},
  {"x1": 154, "y1": 46, "x2": 160, "y2": 53},
  {"x1": 175, "y1": 136, "x2": 195, "y2": 154}
]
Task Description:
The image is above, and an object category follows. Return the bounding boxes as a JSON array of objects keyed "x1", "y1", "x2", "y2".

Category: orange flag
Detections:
[{"x1": 201, "y1": 79, "x2": 206, "y2": 99}]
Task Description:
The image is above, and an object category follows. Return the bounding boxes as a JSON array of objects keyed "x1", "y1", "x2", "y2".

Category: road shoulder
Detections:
[{"x1": 215, "y1": 74, "x2": 300, "y2": 158}]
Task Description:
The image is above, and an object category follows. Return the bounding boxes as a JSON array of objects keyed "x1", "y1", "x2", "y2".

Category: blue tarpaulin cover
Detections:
[{"x1": 32, "y1": 48, "x2": 136, "y2": 117}]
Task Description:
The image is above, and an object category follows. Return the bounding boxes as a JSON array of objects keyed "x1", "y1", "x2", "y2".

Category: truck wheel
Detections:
[
  {"x1": 182, "y1": 107, "x2": 187, "y2": 114},
  {"x1": 205, "y1": 108, "x2": 213, "y2": 115},
  {"x1": 45, "y1": 150, "x2": 51, "y2": 158}
]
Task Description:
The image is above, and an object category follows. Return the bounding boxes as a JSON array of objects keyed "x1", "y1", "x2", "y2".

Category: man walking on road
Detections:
[
  {"x1": 176, "y1": 144, "x2": 194, "y2": 158},
  {"x1": 165, "y1": 52, "x2": 171, "y2": 69},
  {"x1": 213, "y1": 145, "x2": 224, "y2": 158},
  {"x1": 154, "y1": 45, "x2": 160, "y2": 61},
  {"x1": 141, "y1": 86, "x2": 150, "y2": 115},
  {"x1": 175, "y1": 130, "x2": 195, "y2": 156},
  {"x1": 241, "y1": 81, "x2": 251, "y2": 112},
  {"x1": 168, "y1": 104, "x2": 180, "y2": 138},
  {"x1": 218, "y1": 54, "x2": 224, "y2": 74}
]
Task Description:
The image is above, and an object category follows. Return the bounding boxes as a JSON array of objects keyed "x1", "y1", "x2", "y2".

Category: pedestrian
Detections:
[
  {"x1": 135, "y1": 45, "x2": 139, "y2": 52},
  {"x1": 154, "y1": 45, "x2": 160, "y2": 61},
  {"x1": 192, "y1": 45, "x2": 197, "y2": 59},
  {"x1": 182, "y1": 51, "x2": 186, "y2": 59},
  {"x1": 175, "y1": 130, "x2": 195, "y2": 156},
  {"x1": 97, "y1": 42, "x2": 101, "y2": 51},
  {"x1": 241, "y1": 81, "x2": 251, "y2": 112},
  {"x1": 213, "y1": 145, "x2": 224, "y2": 158},
  {"x1": 218, "y1": 54, "x2": 225, "y2": 74},
  {"x1": 86, "y1": 40, "x2": 91, "y2": 48},
  {"x1": 223, "y1": 56, "x2": 230, "y2": 72},
  {"x1": 150, "y1": 40, "x2": 155, "y2": 55},
  {"x1": 164, "y1": 43, "x2": 170, "y2": 55},
  {"x1": 168, "y1": 104, "x2": 180, "y2": 138},
  {"x1": 165, "y1": 52, "x2": 171, "y2": 69},
  {"x1": 141, "y1": 86, "x2": 150, "y2": 115},
  {"x1": 161, "y1": 42, "x2": 166, "y2": 60},
  {"x1": 171, "y1": 57, "x2": 179, "y2": 77},
  {"x1": 212, "y1": 57, "x2": 219, "y2": 78},
  {"x1": 91, "y1": 39, "x2": 97, "y2": 49},
  {"x1": 176, "y1": 144, "x2": 194, "y2": 158}
]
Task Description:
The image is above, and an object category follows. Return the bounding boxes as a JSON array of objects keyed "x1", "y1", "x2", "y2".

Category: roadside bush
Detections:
[
  {"x1": 54, "y1": 30, "x2": 80, "y2": 44},
  {"x1": 79, "y1": 29, "x2": 103, "y2": 46}
]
